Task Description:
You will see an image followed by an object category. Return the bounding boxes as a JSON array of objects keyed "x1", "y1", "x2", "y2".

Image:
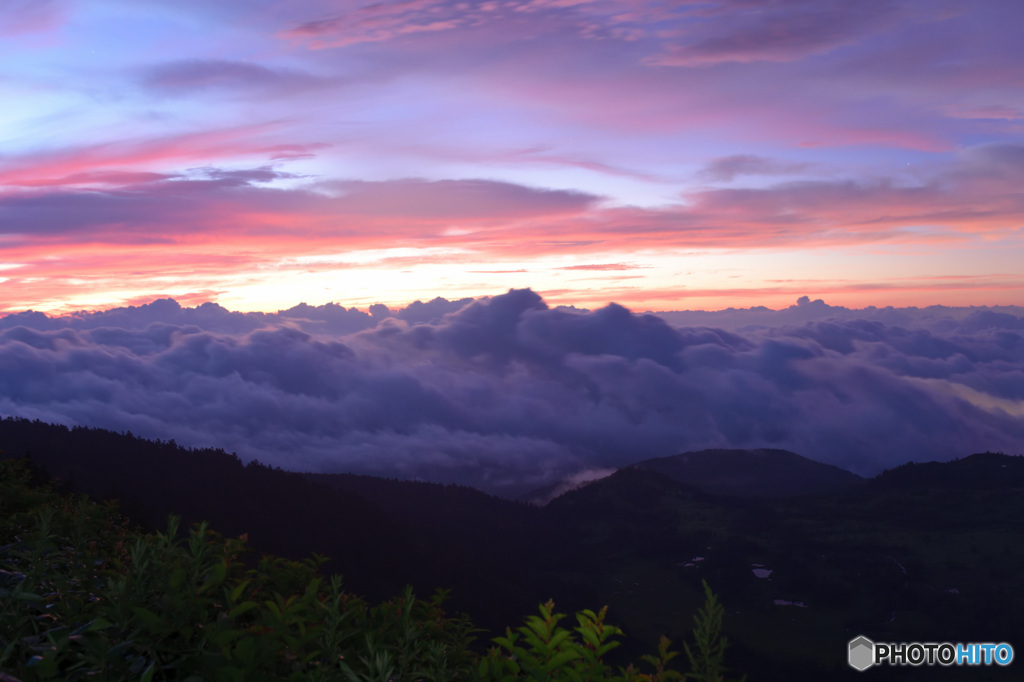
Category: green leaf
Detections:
[
  {"x1": 544, "y1": 648, "x2": 581, "y2": 672},
  {"x1": 169, "y1": 567, "x2": 187, "y2": 590},
  {"x1": 229, "y1": 579, "x2": 250, "y2": 603},
  {"x1": 547, "y1": 629, "x2": 574, "y2": 651},
  {"x1": 86, "y1": 617, "x2": 115, "y2": 632},
  {"x1": 211, "y1": 628, "x2": 244, "y2": 648},
  {"x1": 494, "y1": 633, "x2": 518, "y2": 652},
  {"x1": 233, "y1": 635, "x2": 257, "y2": 666},
  {"x1": 13, "y1": 591, "x2": 44, "y2": 602},
  {"x1": 227, "y1": 600, "x2": 259, "y2": 619},
  {"x1": 578, "y1": 627, "x2": 601, "y2": 650},
  {"x1": 131, "y1": 606, "x2": 164, "y2": 632},
  {"x1": 198, "y1": 561, "x2": 227, "y2": 594}
]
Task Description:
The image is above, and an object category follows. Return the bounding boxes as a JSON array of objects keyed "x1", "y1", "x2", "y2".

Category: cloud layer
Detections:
[{"x1": 3, "y1": 290, "x2": 1022, "y2": 496}]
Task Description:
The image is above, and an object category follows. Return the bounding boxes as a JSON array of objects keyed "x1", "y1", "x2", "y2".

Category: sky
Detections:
[{"x1": 2, "y1": 0, "x2": 1024, "y2": 315}]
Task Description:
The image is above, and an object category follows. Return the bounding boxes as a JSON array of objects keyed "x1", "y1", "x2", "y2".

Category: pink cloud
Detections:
[
  {"x1": 0, "y1": 125, "x2": 292, "y2": 189},
  {"x1": 0, "y1": 171, "x2": 601, "y2": 273},
  {"x1": 445, "y1": 159, "x2": 1024, "y2": 259},
  {"x1": 0, "y1": 0, "x2": 65, "y2": 37},
  {"x1": 557, "y1": 263, "x2": 645, "y2": 271},
  {"x1": 541, "y1": 274, "x2": 1024, "y2": 311},
  {"x1": 647, "y1": 0, "x2": 905, "y2": 67},
  {"x1": 267, "y1": 1, "x2": 983, "y2": 154},
  {"x1": 944, "y1": 105, "x2": 1024, "y2": 121},
  {"x1": 5, "y1": 140, "x2": 1023, "y2": 277},
  {"x1": 280, "y1": 0, "x2": 464, "y2": 49}
]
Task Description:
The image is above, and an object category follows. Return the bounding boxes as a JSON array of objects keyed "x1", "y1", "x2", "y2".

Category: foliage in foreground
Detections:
[{"x1": 1, "y1": 457, "x2": 741, "y2": 681}]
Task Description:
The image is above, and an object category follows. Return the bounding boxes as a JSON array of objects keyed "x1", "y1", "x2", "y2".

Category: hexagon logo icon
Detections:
[{"x1": 848, "y1": 636, "x2": 875, "y2": 671}]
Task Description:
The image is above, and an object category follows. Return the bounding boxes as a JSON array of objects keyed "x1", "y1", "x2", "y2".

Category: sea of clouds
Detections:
[{"x1": 3, "y1": 289, "x2": 1024, "y2": 496}]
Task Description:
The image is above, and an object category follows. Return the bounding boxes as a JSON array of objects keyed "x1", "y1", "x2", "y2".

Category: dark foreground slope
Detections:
[
  {"x1": 544, "y1": 460, "x2": 1024, "y2": 680},
  {"x1": 0, "y1": 417, "x2": 415, "y2": 599},
  {"x1": 0, "y1": 417, "x2": 582, "y2": 635},
  {"x1": 3, "y1": 416, "x2": 1022, "y2": 680}
]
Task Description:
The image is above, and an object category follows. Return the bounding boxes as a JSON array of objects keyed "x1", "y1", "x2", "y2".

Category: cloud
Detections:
[
  {"x1": 0, "y1": 125, "x2": 291, "y2": 189},
  {"x1": 697, "y1": 154, "x2": 812, "y2": 182},
  {"x1": 5, "y1": 146, "x2": 1024, "y2": 313},
  {"x1": 280, "y1": 0, "x2": 465, "y2": 49},
  {"x1": 944, "y1": 105, "x2": 1024, "y2": 121},
  {"x1": 260, "y1": 143, "x2": 333, "y2": 161},
  {"x1": 139, "y1": 60, "x2": 327, "y2": 96},
  {"x1": 0, "y1": 0, "x2": 65, "y2": 37},
  {"x1": 958, "y1": 143, "x2": 1024, "y2": 182},
  {"x1": 322, "y1": 179, "x2": 598, "y2": 219},
  {"x1": 647, "y1": 0, "x2": 907, "y2": 67},
  {"x1": 0, "y1": 166, "x2": 298, "y2": 240},
  {"x1": 2, "y1": 289, "x2": 1023, "y2": 497},
  {"x1": 528, "y1": 467, "x2": 616, "y2": 505},
  {"x1": 0, "y1": 171, "x2": 597, "y2": 244},
  {"x1": 557, "y1": 263, "x2": 644, "y2": 271}
]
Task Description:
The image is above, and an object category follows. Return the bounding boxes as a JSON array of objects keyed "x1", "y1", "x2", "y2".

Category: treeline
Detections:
[{"x1": 0, "y1": 457, "x2": 742, "y2": 681}]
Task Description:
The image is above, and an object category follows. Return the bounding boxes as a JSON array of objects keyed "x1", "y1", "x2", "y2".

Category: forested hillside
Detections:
[
  {"x1": 3, "y1": 416, "x2": 1023, "y2": 680},
  {"x1": 1, "y1": 457, "x2": 717, "y2": 681}
]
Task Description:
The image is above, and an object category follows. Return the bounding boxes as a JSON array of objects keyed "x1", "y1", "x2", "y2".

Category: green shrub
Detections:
[{"x1": 1, "y1": 457, "x2": 742, "y2": 681}]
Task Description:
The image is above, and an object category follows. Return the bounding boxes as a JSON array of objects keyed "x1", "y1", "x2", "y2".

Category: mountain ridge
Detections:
[
  {"x1": 523, "y1": 447, "x2": 865, "y2": 504},
  {"x1": 627, "y1": 447, "x2": 865, "y2": 498}
]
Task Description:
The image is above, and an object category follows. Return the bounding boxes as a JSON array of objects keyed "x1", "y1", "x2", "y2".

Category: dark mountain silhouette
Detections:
[
  {"x1": 307, "y1": 471, "x2": 538, "y2": 533},
  {"x1": 302, "y1": 471, "x2": 561, "y2": 631},
  {"x1": 868, "y1": 451, "x2": 1024, "y2": 491},
  {"x1": 3, "y1": 415, "x2": 1022, "y2": 681},
  {"x1": 521, "y1": 448, "x2": 862, "y2": 505},
  {"x1": 0, "y1": 416, "x2": 583, "y2": 634},
  {"x1": 627, "y1": 447, "x2": 865, "y2": 498},
  {"x1": 0, "y1": 416, "x2": 414, "y2": 600}
]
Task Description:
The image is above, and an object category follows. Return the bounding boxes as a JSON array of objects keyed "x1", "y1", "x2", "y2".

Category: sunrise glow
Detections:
[{"x1": 2, "y1": 1, "x2": 1023, "y2": 314}]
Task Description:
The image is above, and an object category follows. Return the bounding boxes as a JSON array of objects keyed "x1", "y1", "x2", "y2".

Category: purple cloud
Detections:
[
  {"x1": 140, "y1": 59, "x2": 327, "y2": 95},
  {"x1": 697, "y1": 154, "x2": 812, "y2": 182},
  {"x1": 0, "y1": 171, "x2": 597, "y2": 242},
  {"x1": 323, "y1": 179, "x2": 599, "y2": 219},
  {"x1": 648, "y1": 0, "x2": 907, "y2": 66},
  {"x1": 2, "y1": 289, "x2": 1023, "y2": 496},
  {"x1": 0, "y1": 0, "x2": 65, "y2": 37}
]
